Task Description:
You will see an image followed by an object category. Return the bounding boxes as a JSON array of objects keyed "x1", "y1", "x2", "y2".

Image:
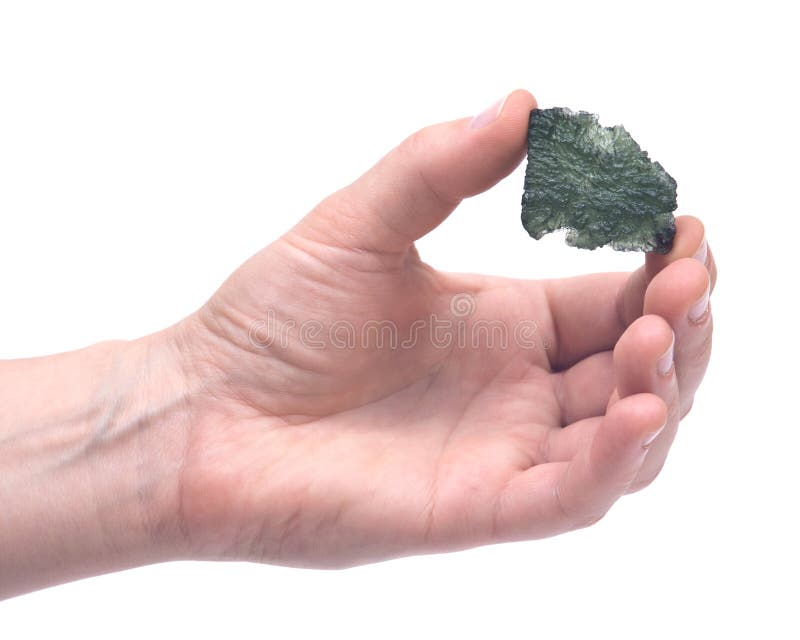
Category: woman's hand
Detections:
[{"x1": 169, "y1": 89, "x2": 716, "y2": 567}]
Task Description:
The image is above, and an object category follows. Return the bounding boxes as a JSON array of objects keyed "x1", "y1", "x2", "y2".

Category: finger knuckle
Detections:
[
  {"x1": 628, "y1": 465, "x2": 664, "y2": 493},
  {"x1": 554, "y1": 478, "x2": 609, "y2": 530},
  {"x1": 695, "y1": 328, "x2": 714, "y2": 362},
  {"x1": 399, "y1": 126, "x2": 431, "y2": 158},
  {"x1": 575, "y1": 511, "x2": 606, "y2": 529}
]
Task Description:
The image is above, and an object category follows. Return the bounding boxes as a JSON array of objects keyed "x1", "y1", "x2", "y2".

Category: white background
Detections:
[{"x1": 1, "y1": 0, "x2": 798, "y2": 637}]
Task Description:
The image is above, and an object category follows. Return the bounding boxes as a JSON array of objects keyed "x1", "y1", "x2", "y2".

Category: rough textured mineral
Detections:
[{"x1": 521, "y1": 107, "x2": 677, "y2": 253}]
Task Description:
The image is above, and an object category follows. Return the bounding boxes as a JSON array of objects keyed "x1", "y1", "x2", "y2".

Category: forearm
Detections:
[{"x1": 0, "y1": 332, "x2": 189, "y2": 599}]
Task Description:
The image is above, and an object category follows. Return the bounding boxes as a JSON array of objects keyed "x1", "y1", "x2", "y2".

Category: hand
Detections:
[{"x1": 167, "y1": 89, "x2": 717, "y2": 567}]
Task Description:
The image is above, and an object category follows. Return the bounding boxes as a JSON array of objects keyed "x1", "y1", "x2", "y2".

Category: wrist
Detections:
[
  {"x1": 0, "y1": 330, "x2": 192, "y2": 598},
  {"x1": 117, "y1": 328, "x2": 195, "y2": 555}
]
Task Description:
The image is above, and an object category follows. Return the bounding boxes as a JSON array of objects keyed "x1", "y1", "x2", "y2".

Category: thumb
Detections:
[{"x1": 296, "y1": 89, "x2": 538, "y2": 254}]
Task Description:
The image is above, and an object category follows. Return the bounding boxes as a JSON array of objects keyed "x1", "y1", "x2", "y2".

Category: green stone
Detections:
[{"x1": 521, "y1": 107, "x2": 677, "y2": 254}]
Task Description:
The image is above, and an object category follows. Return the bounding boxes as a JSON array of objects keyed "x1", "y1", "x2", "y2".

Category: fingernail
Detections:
[
  {"x1": 693, "y1": 236, "x2": 708, "y2": 265},
  {"x1": 642, "y1": 422, "x2": 666, "y2": 449},
  {"x1": 469, "y1": 94, "x2": 508, "y2": 129},
  {"x1": 657, "y1": 332, "x2": 675, "y2": 376},
  {"x1": 688, "y1": 281, "x2": 711, "y2": 324}
]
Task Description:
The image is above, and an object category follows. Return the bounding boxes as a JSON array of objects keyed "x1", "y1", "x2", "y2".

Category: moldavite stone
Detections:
[{"x1": 521, "y1": 107, "x2": 677, "y2": 253}]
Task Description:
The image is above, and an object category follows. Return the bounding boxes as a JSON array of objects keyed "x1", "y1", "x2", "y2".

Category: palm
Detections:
[{"x1": 179, "y1": 242, "x2": 611, "y2": 565}]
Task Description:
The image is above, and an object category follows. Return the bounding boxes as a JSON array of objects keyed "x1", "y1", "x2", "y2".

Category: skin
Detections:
[{"x1": 0, "y1": 89, "x2": 716, "y2": 599}]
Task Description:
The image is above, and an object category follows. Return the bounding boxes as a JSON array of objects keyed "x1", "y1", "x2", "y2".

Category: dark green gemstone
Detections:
[{"x1": 521, "y1": 107, "x2": 677, "y2": 254}]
